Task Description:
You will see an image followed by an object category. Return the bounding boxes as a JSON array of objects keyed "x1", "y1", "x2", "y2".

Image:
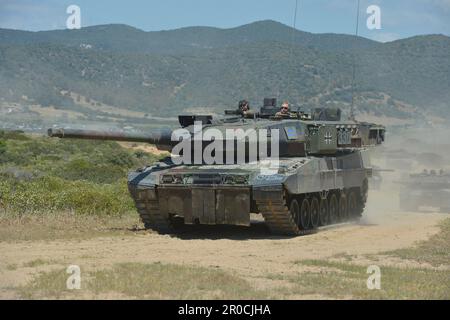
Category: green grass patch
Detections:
[
  {"x1": 277, "y1": 259, "x2": 449, "y2": 299},
  {"x1": 0, "y1": 176, "x2": 134, "y2": 215},
  {"x1": 19, "y1": 262, "x2": 267, "y2": 300},
  {"x1": 22, "y1": 259, "x2": 58, "y2": 268}
]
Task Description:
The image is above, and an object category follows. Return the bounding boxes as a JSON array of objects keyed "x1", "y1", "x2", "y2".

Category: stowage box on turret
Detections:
[{"x1": 49, "y1": 100, "x2": 385, "y2": 236}]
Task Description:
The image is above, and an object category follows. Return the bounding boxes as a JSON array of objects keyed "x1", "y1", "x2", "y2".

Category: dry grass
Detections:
[
  {"x1": 278, "y1": 218, "x2": 450, "y2": 299},
  {"x1": 6, "y1": 264, "x2": 18, "y2": 271},
  {"x1": 19, "y1": 262, "x2": 268, "y2": 300},
  {"x1": 22, "y1": 259, "x2": 59, "y2": 268},
  {"x1": 272, "y1": 260, "x2": 449, "y2": 299},
  {"x1": 7, "y1": 217, "x2": 450, "y2": 299},
  {"x1": 0, "y1": 212, "x2": 141, "y2": 242},
  {"x1": 19, "y1": 258, "x2": 449, "y2": 300},
  {"x1": 385, "y1": 218, "x2": 450, "y2": 267}
]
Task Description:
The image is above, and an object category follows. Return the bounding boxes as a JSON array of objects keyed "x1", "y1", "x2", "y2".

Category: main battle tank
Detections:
[
  {"x1": 399, "y1": 170, "x2": 450, "y2": 213},
  {"x1": 48, "y1": 101, "x2": 385, "y2": 236}
]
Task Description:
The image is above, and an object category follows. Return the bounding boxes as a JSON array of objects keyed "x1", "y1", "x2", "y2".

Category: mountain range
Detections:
[{"x1": 0, "y1": 20, "x2": 449, "y2": 125}]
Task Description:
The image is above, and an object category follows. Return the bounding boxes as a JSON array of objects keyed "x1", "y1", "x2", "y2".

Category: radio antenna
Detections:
[
  {"x1": 350, "y1": 0, "x2": 361, "y2": 121},
  {"x1": 288, "y1": 0, "x2": 299, "y2": 106}
]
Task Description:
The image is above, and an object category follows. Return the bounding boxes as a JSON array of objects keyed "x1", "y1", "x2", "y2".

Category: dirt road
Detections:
[{"x1": 0, "y1": 190, "x2": 447, "y2": 298}]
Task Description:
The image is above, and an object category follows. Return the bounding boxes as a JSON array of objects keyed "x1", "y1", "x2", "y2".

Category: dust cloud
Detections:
[{"x1": 362, "y1": 123, "x2": 450, "y2": 225}]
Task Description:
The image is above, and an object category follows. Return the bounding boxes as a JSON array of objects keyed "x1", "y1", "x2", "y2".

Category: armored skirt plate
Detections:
[{"x1": 158, "y1": 186, "x2": 251, "y2": 226}]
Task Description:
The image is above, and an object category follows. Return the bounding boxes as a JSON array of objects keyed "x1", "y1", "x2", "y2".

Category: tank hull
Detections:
[{"x1": 128, "y1": 150, "x2": 372, "y2": 235}]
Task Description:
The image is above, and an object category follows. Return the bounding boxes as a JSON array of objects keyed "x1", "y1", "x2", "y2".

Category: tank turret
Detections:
[{"x1": 49, "y1": 109, "x2": 385, "y2": 159}]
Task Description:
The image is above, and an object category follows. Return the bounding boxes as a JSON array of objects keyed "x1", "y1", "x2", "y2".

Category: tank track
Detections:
[
  {"x1": 255, "y1": 196, "x2": 316, "y2": 236},
  {"x1": 356, "y1": 193, "x2": 366, "y2": 218},
  {"x1": 256, "y1": 188, "x2": 367, "y2": 236},
  {"x1": 128, "y1": 187, "x2": 173, "y2": 234},
  {"x1": 129, "y1": 185, "x2": 367, "y2": 236}
]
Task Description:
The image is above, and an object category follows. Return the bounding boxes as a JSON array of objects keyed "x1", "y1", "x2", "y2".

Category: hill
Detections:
[
  {"x1": 0, "y1": 20, "x2": 449, "y2": 130},
  {"x1": 0, "y1": 20, "x2": 377, "y2": 54}
]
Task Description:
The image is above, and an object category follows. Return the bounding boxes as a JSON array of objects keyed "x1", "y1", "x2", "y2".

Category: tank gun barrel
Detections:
[
  {"x1": 48, "y1": 128, "x2": 174, "y2": 150},
  {"x1": 372, "y1": 168, "x2": 395, "y2": 172}
]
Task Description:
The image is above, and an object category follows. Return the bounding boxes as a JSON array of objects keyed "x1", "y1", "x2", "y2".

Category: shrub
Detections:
[
  {"x1": 0, "y1": 176, "x2": 134, "y2": 216},
  {"x1": 53, "y1": 158, "x2": 125, "y2": 184},
  {"x1": 0, "y1": 140, "x2": 6, "y2": 156},
  {"x1": 0, "y1": 133, "x2": 161, "y2": 216}
]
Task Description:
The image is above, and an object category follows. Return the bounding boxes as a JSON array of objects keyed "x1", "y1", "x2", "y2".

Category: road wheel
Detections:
[
  {"x1": 168, "y1": 215, "x2": 190, "y2": 232},
  {"x1": 299, "y1": 198, "x2": 311, "y2": 230},
  {"x1": 329, "y1": 194, "x2": 338, "y2": 224},
  {"x1": 319, "y1": 197, "x2": 329, "y2": 226},
  {"x1": 339, "y1": 193, "x2": 348, "y2": 221},
  {"x1": 362, "y1": 179, "x2": 369, "y2": 203},
  {"x1": 347, "y1": 191, "x2": 358, "y2": 218},
  {"x1": 310, "y1": 197, "x2": 320, "y2": 229},
  {"x1": 289, "y1": 199, "x2": 301, "y2": 227}
]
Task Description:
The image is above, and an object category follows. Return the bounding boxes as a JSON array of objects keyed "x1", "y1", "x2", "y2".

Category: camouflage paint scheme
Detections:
[{"x1": 49, "y1": 107, "x2": 385, "y2": 236}]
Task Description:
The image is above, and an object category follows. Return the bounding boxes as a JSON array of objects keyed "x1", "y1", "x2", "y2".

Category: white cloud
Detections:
[{"x1": 369, "y1": 32, "x2": 401, "y2": 43}]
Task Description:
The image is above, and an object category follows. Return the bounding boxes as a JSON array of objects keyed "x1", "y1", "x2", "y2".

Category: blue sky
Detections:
[{"x1": 0, "y1": 0, "x2": 449, "y2": 42}]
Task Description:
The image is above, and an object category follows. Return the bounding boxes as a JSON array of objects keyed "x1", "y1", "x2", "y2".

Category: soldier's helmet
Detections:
[{"x1": 238, "y1": 100, "x2": 250, "y2": 111}]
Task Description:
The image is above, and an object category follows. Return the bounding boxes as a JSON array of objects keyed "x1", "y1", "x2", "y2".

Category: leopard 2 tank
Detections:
[{"x1": 48, "y1": 102, "x2": 385, "y2": 236}]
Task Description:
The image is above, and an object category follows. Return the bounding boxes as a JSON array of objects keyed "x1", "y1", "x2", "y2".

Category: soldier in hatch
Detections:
[
  {"x1": 275, "y1": 101, "x2": 291, "y2": 118},
  {"x1": 238, "y1": 100, "x2": 250, "y2": 114},
  {"x1": 237, "y1": 100, "x2": 256, "y2": 118}
]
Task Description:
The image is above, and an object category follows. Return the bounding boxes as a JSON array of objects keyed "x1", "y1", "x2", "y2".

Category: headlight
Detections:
[
  {"x1": 161, "y1": 175, "x2": 174, "y2": 184},
  {"x1": 222, "y1": 175, "x2": 248, "y2": 185}
]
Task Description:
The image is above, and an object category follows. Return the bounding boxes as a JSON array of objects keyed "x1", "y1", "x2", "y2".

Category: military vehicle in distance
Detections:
[
  {"x1": 399, "y1": 169, "x2": 450, "y2": 213},
  {"x1": 48, "y1": 99, "x2": 385, "y2": 236}
]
